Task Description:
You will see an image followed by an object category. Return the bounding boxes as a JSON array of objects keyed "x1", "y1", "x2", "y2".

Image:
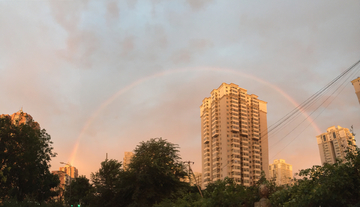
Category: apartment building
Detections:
[
  {"x1": 0, "y1": 109, "x2": 40, "y2": 129},
  {"x1": 351, "y1": 77, "x2": 360, "y2": 104},
  {"x1": 269, "y1": 159, "x2": 293, "y2": 186},
  {"x1": 200, "y1": 83, "x2": 269, "y2": 188},
  {"x1": 123, "y1": 151, "x2": 134, "y2": 170},
  {"x1": 316, "y1": 125, "x2": 356, "y2": 164},
  {"x1": 59, "y1": 166, "x2": 79, "y2": 179}
]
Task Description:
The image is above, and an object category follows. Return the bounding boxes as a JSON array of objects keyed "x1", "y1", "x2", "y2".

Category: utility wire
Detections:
[
  {"x1": 259, "y1": 59, "x2": 360, "y2": 143},
  {"x1": 269, "y1": 62, "x2": 360, "y2": 142},
  {"x1": 264, "y1": 59, "x2": 360, "y2": 136},
  {"x1": 271, "y1": 62, "x2": 360, "y2": 159}
]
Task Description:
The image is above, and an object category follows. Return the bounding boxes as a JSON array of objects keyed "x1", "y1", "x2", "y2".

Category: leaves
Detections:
[{"x1": 0, "y1": 115, "x2": 59, "y2": 203}]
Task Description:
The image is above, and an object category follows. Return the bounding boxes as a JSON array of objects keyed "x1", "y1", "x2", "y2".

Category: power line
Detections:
[
  {"x1": 270, "y1": 62, "x2": 360, "y2": 159},
  {"x1": 260, "y1": 59, "x2": 360, "y2": 145}
]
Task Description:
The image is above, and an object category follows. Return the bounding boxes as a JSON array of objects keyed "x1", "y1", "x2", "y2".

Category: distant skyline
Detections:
[{"x1": 0, "y1": 0, "x2": 359, "y2": 179}]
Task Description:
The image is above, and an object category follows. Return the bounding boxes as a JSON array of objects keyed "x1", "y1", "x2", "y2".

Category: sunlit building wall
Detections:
[
  {"x1": 0, "y1": 110, "x2": 40, "y2": 129},
  {"x1": 182, "y1": 172, "x2": 202, "y2": 187},
  {"x1": 351, "y1": 77, "x2": 360, "y2": 104},
  {"x1": 59, "y1": 166, "x2": 78, "y2": 179},
  {"x1": 51, "y1": 170, "x2": 70, "y2": 202},
  {"x1": 123, "y1": 151, "x2": 134, "y2": 170},
  {"x1": 200, "y1": 83, "x2": 269, "y2": 188},
  {"x1": 316, "y1": 126, "x2": 356, "y2": 164},
  {"x1": 269, "y1": 159, "x2": 293, "y2": 186}
]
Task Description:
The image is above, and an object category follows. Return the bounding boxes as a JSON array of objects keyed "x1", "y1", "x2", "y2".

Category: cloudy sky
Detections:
[{"x1": 1, "y1": 0, "x2": 359, "y2": 179}]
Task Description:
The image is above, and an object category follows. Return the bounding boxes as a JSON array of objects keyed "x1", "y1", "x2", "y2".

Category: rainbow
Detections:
[{"x1": 68, "y1": 67, "x2": 321, "y2": 165}]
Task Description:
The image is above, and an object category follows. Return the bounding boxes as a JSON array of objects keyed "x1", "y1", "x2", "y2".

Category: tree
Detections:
[
  {"x1": 128, "y1": 137, "x2": 188, "y2": 206},
  {"x1": 270, "y1": 138, "x2": 360, "y2": 206},
  {"x1": 90, "y1": 159, "x2": 123, "y2": 207},
  {"x1": 0, "y1": 114, "x2": 59, "y2": 203},
  {"x1": 64, "y1": 176, "x2": 94, "y2": 207}
]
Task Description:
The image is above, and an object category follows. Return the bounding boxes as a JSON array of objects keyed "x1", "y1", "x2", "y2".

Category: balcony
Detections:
[
  {"x1": 212, "y1": 130, "x2": 219, "y2": 137},
  {"x1": 204, "y1": 137, "x2": 210, "y2": 144},
  {"x1": 231, "y1": 126, "x2": 239, "y2": 132}
]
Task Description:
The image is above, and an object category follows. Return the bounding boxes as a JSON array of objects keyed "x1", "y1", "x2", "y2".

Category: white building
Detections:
[
  {"x1": 200, "y1": 83, "x2": 269, "y2": 188},
  {"x1": 316, "y1": 126, "x2": 356, "y2": 164}
]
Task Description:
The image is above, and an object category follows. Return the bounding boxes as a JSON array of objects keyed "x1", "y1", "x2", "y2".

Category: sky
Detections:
[{"x1": 0, "y1": 0, "x2": 359, "y2": 179}]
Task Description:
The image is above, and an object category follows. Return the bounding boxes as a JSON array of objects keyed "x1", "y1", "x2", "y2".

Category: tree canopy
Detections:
[
  {"x1": 270, "y1": 142, "x2": 360, "y2": 207},
  {"x1": 0, "y1": 114, "x2": 59, "y2": 203},
  {"x1": 128, "y1": 137, "x2": 188, "y2": 206}
]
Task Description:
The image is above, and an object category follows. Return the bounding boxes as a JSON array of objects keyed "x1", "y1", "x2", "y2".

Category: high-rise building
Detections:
[
  {"x1": 200, "y1": 83, "x2": 269, "y2": 188},
  {"x1": 316, "y1": 126, "x2": 356, "y2": 164},
  {"x1": 0, "y1": 109, "x2": 40, "y2": 129},
  {"x1": 351, "y1": 77, "x2": 360, "y2": 104},
  {"x1": 269, "y1": 159, "x2": 293, "y2": 186},
  {"x1": 59, "y1": 166, "x2": 78, "y2": 179},
  {"x1": 123, "y1": 152, "x2": 134, "y2": 170},
  {"x1": 51, "y1": 170, "x2": 70, "y2": 201}
]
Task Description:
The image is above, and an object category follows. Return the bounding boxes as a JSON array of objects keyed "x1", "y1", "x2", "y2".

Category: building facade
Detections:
[
  {"x1": 316, "y1": 126, "x2": 356, "y2": 164},
  {"x1": 200, "y1": 83, "x2": 269, "y2": 188},
  {"x1": 51, "y1": 170, "x2": 71, "y2": 202},
  {"x1": 59, "y1": 166, "x2": 79, "y2": 179},
  {"x1": 182, "y1": 172, "x2": 202, "y2": 187},
  {"x1": 123, "y1": 151, "x2": 134, "y2": 170},
  {"x1": 269, "y1": 159, "x2": 293, "y2": 186},
  {"x1": 351, "y1": 77, "x2": 360, "y2": 104},
  {"x1": 0, "y1": 109, "x2": 40, "y2": 129}
]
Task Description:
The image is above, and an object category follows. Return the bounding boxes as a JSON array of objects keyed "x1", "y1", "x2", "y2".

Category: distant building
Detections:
[
  {"x1": 123, "y1": 152, "x2": 134, "y2": 170},
  {"x1": 351, "y1": 77, "x2": 360, "y2": 104},
  {"x1": 200, "y1": 83, "x2": 269, "y2": 188},
  {"x1": 51, "y1": 170, "x2": 70, "y2": 202},
  {"x1": 0, "y1": 109, "x2": 40, "y2": 129},
  {"x1": 59, "y1": 166, "x2": 79, "y2": 179},
  {"x1": 269, "y1": 159, "x2": 293, "y2": 186},
  {"x1": 182, "y1": 172, "x2": 202, "y2": 187},
  {"x1": 316, "y1": 126, "x2": 356, "y2": 164}
]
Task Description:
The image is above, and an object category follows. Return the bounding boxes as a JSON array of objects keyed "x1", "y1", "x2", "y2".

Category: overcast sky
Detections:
[{"x1": 1, "y1": 0, "x2": 359, "y2": 179}]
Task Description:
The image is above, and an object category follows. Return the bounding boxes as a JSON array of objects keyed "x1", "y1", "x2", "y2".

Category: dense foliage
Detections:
[
  {"x1": 127, "y1": 137, "x2": 188, "y2": 206},
  {"x1": 270, "y1": 142, "x2": 360, "y2": 207},
  {"x1": 0, "y1": 115, "x2": 59, "y2": 204},
  {"x1": 2, "y1": 122, "x2": 359, "y2": 207},
  {"x1": 64, "y1": 176, "x2": 94, "y2": 206}
]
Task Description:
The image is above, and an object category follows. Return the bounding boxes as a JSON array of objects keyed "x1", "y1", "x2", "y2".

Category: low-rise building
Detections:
[{"x1": 269, "y1": 159, "x2": 293, "y2": 186}]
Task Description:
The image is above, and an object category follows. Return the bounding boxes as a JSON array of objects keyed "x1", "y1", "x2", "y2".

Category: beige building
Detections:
[
  {"x1": 182, "y1": 172, "x2": 202, "y2": 187},
  {"x1": 123, "y1": 151, "x2": 134, "y2": 170},
  {"x1": 51, "y1": 170, "x2": 70, "y2": 202},
  {"x1": 351, "y1": 77, "x2": 360, "y2": 104},
  {"x1": 59, "y1": 166, "x2": 78, "y2": 179},
  {"x1": 200, "y1": 83, "x2": 269, "y2": 188},
  {"x1": 316, "y1": 126, "x2": 356, "y2": 164},
  {"x1": 0, "y1": 109, "x2": 40, "y2": 129},
  {"x1": 269, "y1": 159, "x2": 293, "y2": 186}
]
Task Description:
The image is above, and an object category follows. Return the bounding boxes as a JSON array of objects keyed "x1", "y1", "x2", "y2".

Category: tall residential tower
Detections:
[
  {"x1": 351, "y1": 77, "x2": 360, "y2": 104},
  {"x1": 316, "y1": 126, "x2": 356, "y2": 164},
  {"x1": 200, "y1": 83, "x2": 269, "y2": 188}
]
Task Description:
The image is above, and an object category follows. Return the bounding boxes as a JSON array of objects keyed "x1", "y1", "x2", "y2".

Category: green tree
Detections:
[
  {"x1": 90, "y1": 159, "x2": 123, "y2": 207},
  {"x1": 128, "y1": 137, "x2": 188, "y2": 206},
  {"x1": 0, "y1": 114, "x2": 59, "y2": 203},
  {"x1": 64, "y1": 176, "x2": 94, "y2": 207},
  {"x1": 270, "y1": 140, "x2": 360, "y2": 206}
]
